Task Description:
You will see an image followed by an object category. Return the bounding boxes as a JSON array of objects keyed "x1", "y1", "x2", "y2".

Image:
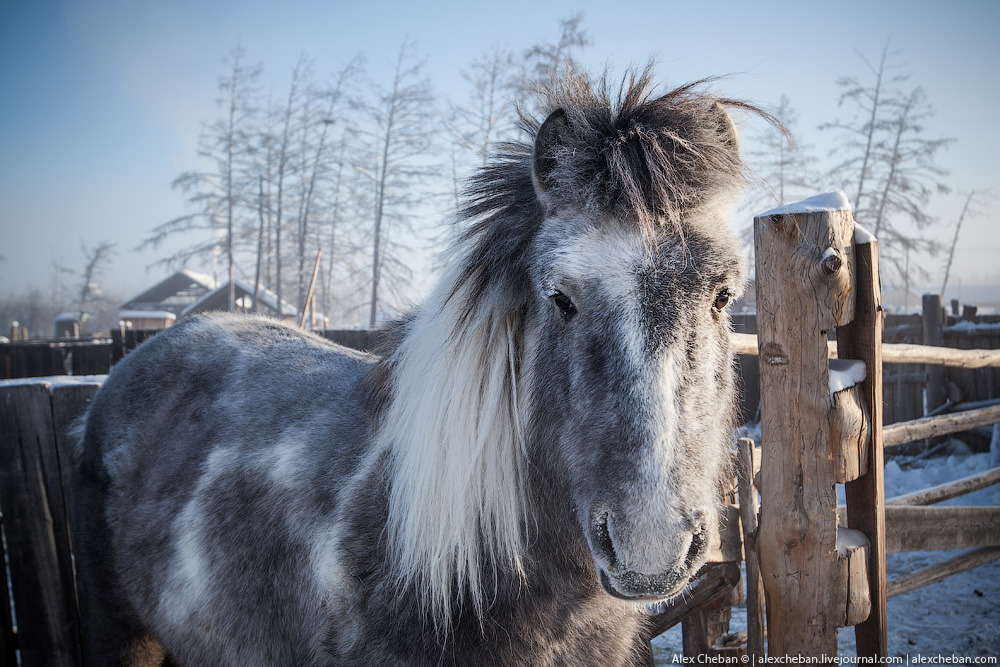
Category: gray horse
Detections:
[{"x1": 75, "y1": 68, "x2": 756, "y2": 666}]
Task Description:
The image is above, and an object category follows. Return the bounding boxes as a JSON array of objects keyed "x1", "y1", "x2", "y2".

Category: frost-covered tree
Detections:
[
  {"x1": 448, "y1": 48, "x2": 518, "y2": 169},
  {"x1": 746, "y1": 95, "x2": 817, "y2": 207},
  {"x1": 940, "y1": 190, "x2": 985, "y2": 295},
  {"x1": 291, "y1": 57, "x2": 363, "y2": 316},
  {"x1": 0, "y1": 289, "x2": 59, "y2": 339},
  {"x1": 141, "y1": 45, "x2": 261, "y2": 311},
  {"x1": 822, "y1": 44, "x2": 954, "y2": 285},
  {"x1": 518, "y1": 14, "x2": 590, "y2": 106},
  {"x1": 361, "y1": 39, "x2": 438, "y2": 327},
  {"x1": 59, "y1": 240, "x2": 116, "y2": 333}
]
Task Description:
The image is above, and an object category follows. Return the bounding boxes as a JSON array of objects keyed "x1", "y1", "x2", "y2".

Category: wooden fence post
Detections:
[
  {"x1": 923, "y1": 294, "x2": 946, "y2": 412},
  {"x1": 682, "y1": 475, "x2": 741, "y2": 657},
  {"x1": 838, "y1": 238, "x2": 888, "y2": 656},
  {"x1": 754, "y1": 193, "x2": 875, "y2": 657},
  {"x1": 0, "y1": 384, "x2": 81, "y2": 665},
  {"x1": 736, "y1": 438, "x2": 765, "y2": 660},
  {"x1": 0, "y1": 380, "x2": 102, "y2": 667}
]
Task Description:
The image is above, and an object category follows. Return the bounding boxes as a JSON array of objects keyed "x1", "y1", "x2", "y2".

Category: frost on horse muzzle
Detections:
[{"x1": 588, "y1": 506, "x2": 714, "y2": 601}]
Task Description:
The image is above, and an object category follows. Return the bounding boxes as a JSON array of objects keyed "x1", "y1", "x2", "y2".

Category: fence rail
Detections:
[{"x1": 732, "y1": 333, "x2": 1000, "y2": 369}]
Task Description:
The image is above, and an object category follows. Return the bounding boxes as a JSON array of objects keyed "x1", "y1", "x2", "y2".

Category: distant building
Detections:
[
  {"x1": 115, "y1": 270, "x2": 337, "y2": 330},
  {"x1": 181, "y1": 281, "x2": 298, "y2": 323},
  {"x1": 117, "y1": 270, "x2": 217, "y2": 329},
  {"x1": 117, "y1": 310, "x2": 177, "y2": 330}
]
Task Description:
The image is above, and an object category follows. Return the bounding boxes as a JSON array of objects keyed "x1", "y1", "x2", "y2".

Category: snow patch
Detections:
[
  {"x1": 757, "y1": 191, "x2": 852, "y2": 218},
  {"x1": 0, "y1": 375, "x2": 106, "y2": 391},
  {"x1": 836, "y1": 527, "x2": 870, "y2": 556},
  {"x1": 853, "y1": 222, "x2": 877, "y2": 244},
  {"x1": 945, "y1": 319, "x2": 1000, "y2": 333},
  {"x1": 829, "y1": 359, "x2": 866, "y2": 396}
]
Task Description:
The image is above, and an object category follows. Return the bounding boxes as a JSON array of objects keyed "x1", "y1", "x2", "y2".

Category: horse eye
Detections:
[
  {"x1": 713, "y1": 290, "x2": 731, "y2": 311},
  {"x1": 551, "y1": 291, "x2": 577, "y2": 320}
]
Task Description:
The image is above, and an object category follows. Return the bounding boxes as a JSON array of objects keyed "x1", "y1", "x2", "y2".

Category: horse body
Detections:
[{"x1": 75, "y1": 68, "x2": 752, "y2": 665}]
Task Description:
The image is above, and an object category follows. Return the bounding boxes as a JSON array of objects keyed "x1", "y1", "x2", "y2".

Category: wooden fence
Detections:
[
  {"x1": 0, "y1": 377, "x2": 102, "y2": 666},
  {"x1": 0, "y1": 328, "x2": 387, "y2": 380},
  {"x1": 710, "y1": 198, "x2": 1000, "y2": 662},
  {"x1": 6, "y1": 318, "x2": 998, "y2": 443}
]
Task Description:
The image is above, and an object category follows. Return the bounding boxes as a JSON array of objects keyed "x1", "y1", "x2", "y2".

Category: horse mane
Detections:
[{"x1": 367, "y1": 66, "x2": 763, "y2": 630}]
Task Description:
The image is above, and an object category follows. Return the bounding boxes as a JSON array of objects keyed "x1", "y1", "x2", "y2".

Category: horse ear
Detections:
[
  {"x1": 532, "y1": 108, "x2": 568, "y2": 195},
  {"x1": 711, "y1": 101, "x2": 740, "y2": 154}
]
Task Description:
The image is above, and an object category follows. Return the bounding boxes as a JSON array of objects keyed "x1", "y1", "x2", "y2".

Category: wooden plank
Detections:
[
  {"x1": 887, "y1": 466, "x2": 1000, "y2": 506},
  {"x1": 706, "y1": 503, "x2": 743, "y2": 563},
  {"x1": 0, "y1": 383, "x2": 83, "y2": 666},
  {"x1": 884, "y1": 404, "x2": 1000, "y2": 449},
  {"x1": 886, "y1": 547, "x2": 1000, "y2": 598},
  {"x1": 838, "y1": 239, "x2": 888, "y2": 656},
  {"x1": 835, "y1": 528, "x2": 872, "y2": 627},
  {"x1": 754, "y1": 202, "x2": 855, "y2": 658},
  {"x1": 885, "y1": 505, "x2": 1000, "y2": 552},
  {"x1": 731, "y1": 333, "x2": 1000, "y2": 369},
  {"x1": 50, "y1": 383, "x2": 102, "y2": 531},
  {"x1": 881, "y1": 343, "x2": 1000, "y2": 369},
  {"x1": 683, "y1": 479, "x2": 741, "y2": 658},
  {"x1": 736, "y1": 438, "x2": 765, "y2": 661},
  {"x1": 837, "y1": 504, "x2": 1000, "y2": 552}
]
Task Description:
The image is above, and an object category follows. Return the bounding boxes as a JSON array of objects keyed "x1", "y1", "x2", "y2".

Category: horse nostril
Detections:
[
  {"x1": 683, "y1": 509, "x2": 710, "y2": 570},
  {"x1": 593, "y1": 512, "x2": 618, "y2": 570}
]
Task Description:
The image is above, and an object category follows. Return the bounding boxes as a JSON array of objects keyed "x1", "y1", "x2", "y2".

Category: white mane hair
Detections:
[{"x1": 374, "y1": 250, "x2": 530, "y2": 630}]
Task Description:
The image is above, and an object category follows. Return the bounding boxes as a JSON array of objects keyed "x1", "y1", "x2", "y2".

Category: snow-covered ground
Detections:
[{"x1": 652, "y1": 441, "x2": 1000, "y2": 661}]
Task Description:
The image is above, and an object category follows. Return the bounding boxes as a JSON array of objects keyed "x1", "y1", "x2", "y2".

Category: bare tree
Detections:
[
  {"x1": 1, "y1": 291, "x2": 55, "y2": 338},
  {"x1": 746, "y1": 95, "x2": 817, "y2": 207},
  {"x1": 362, "y1": 39, "x2": 439, "y2": 327},
  {"x1": 448, "y1": 49, "x2": 518, "y2": 168},
  {"x1": 940, "y1": 190, "x2": 985, "y2": 295},
  {"x1": 822, "y1": 46, "x2": 954, "y2": 285},
  {"x1": 59, "y1": 240, "x2": 116, "y2": 333},
  {"x1": 822, "y1": 43, "x2": 909, "y2": 216},
  {"x1": 518, "y1": 13, "x2": 590, "y2": 108},
  {"x1": 141, "y1": 45, "x2": 261, "y2": 310},
  {"x1": 292, "y1": 57, "x2": 363, "y2": 316},
  {"x1": 268, "y1": 56, "x2": 312, "y2": 318}
]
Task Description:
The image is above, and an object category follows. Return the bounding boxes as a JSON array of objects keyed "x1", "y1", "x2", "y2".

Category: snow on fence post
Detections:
[{"x1": 754, "y1": 192, "x2": 883, "y2": 658}]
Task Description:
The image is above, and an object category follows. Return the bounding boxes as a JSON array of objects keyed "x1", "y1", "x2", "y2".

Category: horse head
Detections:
[{"x1": 523, "y1": 74, "x2": 747, "y2": 601}]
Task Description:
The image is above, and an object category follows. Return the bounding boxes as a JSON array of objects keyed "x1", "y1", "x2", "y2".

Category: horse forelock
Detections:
[{"x1": 530, "y1": 66, "x2": 766, "y2": 241}]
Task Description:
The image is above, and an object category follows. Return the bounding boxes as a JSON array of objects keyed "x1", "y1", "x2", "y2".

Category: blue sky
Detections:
[{"x1": 2, "y1": 0, "x2": 999, "y2": 303}]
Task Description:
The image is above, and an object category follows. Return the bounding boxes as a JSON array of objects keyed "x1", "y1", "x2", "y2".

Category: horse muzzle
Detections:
[{"x1": 589, "y1": 509, "x2": 710, "y2": 601}]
